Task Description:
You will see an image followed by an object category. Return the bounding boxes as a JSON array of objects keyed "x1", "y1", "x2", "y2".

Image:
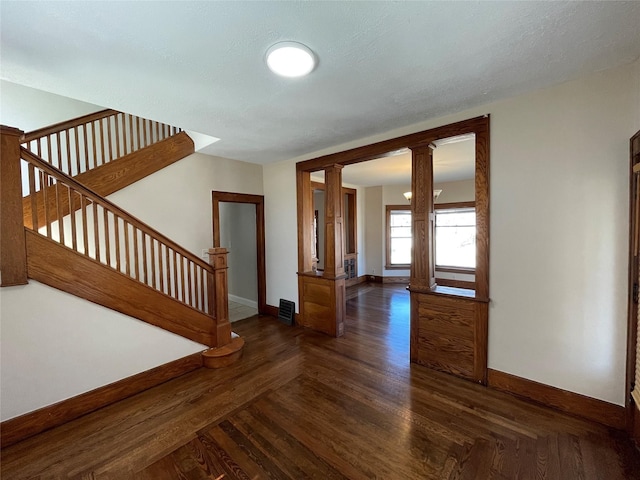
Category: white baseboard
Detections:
[{"x1": 228, "y1": 294, "x2": 258, "y2": 309}]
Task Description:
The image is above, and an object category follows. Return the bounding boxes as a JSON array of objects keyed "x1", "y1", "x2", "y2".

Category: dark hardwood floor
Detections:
[{"x1": 2, "y1": 284, "x2": 639, "y2": 479}]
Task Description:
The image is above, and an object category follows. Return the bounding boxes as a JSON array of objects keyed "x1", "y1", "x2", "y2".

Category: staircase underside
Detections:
[{"x1": 25, "y1": 230, "x2": 217, "y2": 346}]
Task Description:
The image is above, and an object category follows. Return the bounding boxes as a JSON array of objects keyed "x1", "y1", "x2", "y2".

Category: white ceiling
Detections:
[{"x1": 1, "y1": 2, "x2": 639, "y2": 165}]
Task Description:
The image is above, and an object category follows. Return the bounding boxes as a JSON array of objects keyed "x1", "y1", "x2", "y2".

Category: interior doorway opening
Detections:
[
  {"x1": 212, "y1": 192, "x2": 266, "y2": 320},
  {"x1": 295, "y1": 115, "x2": 490, "y2": 384}
]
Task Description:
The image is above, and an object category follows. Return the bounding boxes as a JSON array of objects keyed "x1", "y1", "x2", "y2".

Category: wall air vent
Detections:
[{"x1": 278, "y1": 299, "x2": 295, "y2": 326}]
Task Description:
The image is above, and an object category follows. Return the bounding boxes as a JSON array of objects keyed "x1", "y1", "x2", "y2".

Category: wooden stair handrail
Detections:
[
  {"x1": 21, "y1": 109, "x2": 182, "y2": 180},
  {"x1": 20, "y1": 147, "x2": 212, "y2": 272},
  {"x1": 22, "y1": 109, "x2": 119, "y2": 143}
]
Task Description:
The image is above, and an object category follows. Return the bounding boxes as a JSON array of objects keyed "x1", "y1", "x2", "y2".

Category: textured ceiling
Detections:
[{"x1": 1, "y1": 1, "x2": 639, "y2": 164}]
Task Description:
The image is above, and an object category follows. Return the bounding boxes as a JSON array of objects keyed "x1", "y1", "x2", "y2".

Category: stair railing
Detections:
[
  {"x1": 20, "y1": 147, "x2": 215, "y2": 317},
  {"x1": 21, "y1": 109, "x2": 181, "y2": 177}
]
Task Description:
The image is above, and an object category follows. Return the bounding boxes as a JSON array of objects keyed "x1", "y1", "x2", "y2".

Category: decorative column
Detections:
[
  {"x1": 409, "y1": 145, "x2": 436, "y2": 291},
  {"x1": 297, "y1": 164, "x2": 346, "y2": 337},
  {"x1": 323, "y1": 164, "x2": 346, "y2": 279},
  {"x1": 1, "y1": 126, "x2": 28, "y2": 287}
]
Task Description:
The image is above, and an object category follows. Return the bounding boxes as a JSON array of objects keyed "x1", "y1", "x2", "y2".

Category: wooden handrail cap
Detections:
[{"x1": 0, "y1": 125, "x2": 24, "y2": 136}]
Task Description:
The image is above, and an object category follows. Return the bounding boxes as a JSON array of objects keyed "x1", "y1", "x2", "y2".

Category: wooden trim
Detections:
[
  {"x1": 21, "y1": 148, "x2": 210, "y2": 271},
  {"x1": 345, "y1": 275, "x2": 367, "y2": 288},
  {"x1": 0, "y1": 125, "x2": 28, "y2": 286},
  {"x1": 207, "y1": 248, "x2": 231, "y2": 346},
  {"x1": 436, "y1": 266, "x2": 476, "y2": 275},
  {"x1": 382, "y1": 276, "x2": 410, "y2": 284},
  {"x1": 435, "y1": 277, "x2": 475, "y2": 289},
  {"x1": 23, "y1": 132, "x2": 195, "y2": 229},
  {"x1": 627, "y1": 129, "x2": 640, "y2": 433},
  {"x1": 474, "y1": 118, "x2": 490, "y2": 301},
  {"x1": 263, "y1": 304, "x2": 279, "y2": 317},
  {"x1": 410, "y1": 145, "x2": 437, "y2": 290},
  {"x1": 632, "y1": 403, "x2": 640, "y2": 449},
  {"x1": 0, "y1": 352, "x2": 202, "y2": 448},
  {"x1": 487, "y1": 369, "x2": 625, "y2": 430},
  {"x1": 297, "y1": 170, "x2": 314, "y2": 275},
  {"x1": 434, "y1": 201, "x2": 475, "y2": 210},
  {"x1": 74, "y1": 132, "x2": 193, "y2": 197},
  {"x1": 26, "y1": 230, "x2": 218, "y2": 346},
  {"x1": 310, "y1": 181, "x2": 358, "y2": 275},
  {"x1": 322, "y1": 165, "x2": 346, "y2": 279},
  {"x1": 311, "y1": 180, "x2": 325, "y2": 191},
  {"x1": 343, "y1": 186, "x2": 357, "y2": 256},
  {"x1": 202, "y1": 336, "x2": 245, "y2": 368},
  {"x1": 367, "y1": 275, "x2": 383, "y2": 284},
  {"x1": 21, "y1": 109, "x2": 118, "y2": 143},
  {"x1": 211, "y1": 192, "x2": 267, "y2": 316},
  {"x1": 296, "y1": 115, "x2": 489, "y2": 172}
]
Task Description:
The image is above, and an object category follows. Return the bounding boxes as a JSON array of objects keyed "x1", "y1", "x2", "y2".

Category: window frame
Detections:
[
  {"x1": 385, "y1": 204, "x2": 412, "y2": 269},
  {"x1": 434, "y1": 201, "x2": 476, "y2": 274}
]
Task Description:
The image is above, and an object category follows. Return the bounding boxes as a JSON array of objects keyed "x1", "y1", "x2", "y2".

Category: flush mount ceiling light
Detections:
[{"x1": 266, "y1": 41, "x2": 316, "y2": 77}]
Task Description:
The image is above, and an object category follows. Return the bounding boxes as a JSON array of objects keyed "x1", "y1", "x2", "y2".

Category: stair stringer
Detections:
[{"x1": 25, "y1": 229, "x2": 219, "y2": 347}]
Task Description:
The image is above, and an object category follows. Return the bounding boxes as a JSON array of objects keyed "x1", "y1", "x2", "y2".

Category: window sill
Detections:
[
  {"x1": 385, "y1": 264, "x2": 410, "y2": 270},
  {"x1": 435, "y1": 266, "x2": 476, "y2": 274}
]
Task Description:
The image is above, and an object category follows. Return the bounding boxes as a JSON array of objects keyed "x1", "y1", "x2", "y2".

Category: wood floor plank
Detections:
[{"x1": 1, "y1": 284, "x2": 638, "y2": 479}]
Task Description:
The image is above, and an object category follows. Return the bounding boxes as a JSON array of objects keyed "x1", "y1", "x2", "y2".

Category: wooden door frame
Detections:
[
  {"x1": 212, "y1": 191, "x2": 266, "y2": 315},
  {"x1": 627, "y1": 130, "x2": 640, "y2": 440}
]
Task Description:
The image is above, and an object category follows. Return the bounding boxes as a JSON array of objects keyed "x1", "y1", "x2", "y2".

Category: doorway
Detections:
[{"x1": 212, "y1": 192, "x2": 266, "y2": 319}]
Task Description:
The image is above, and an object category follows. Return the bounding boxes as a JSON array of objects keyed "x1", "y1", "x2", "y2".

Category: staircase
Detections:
[{"x1": 1, "y1": 111, "x2": 234, "y2": 348}]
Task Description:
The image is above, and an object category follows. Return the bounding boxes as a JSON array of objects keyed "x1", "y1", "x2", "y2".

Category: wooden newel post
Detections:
[
  {"x1": 1, "y1": 126, "x2": 28, "y2": 287},
  {"x1": 207, "y1": 247, "x2": 231, "y2": 347}
]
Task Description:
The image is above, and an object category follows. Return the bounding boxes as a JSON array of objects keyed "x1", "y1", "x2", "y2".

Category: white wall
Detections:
[
  {"x1": 635, "y1": 58, "x2": 640, "y2": 131},
  {"x1": 219, "y1": 202, "x2": 258, "y2": 305},
  {"x1": 435, "y1": 179, "x2": 475, "y2": 204},
  {"x1": 0, "y1": 79, "x2": 103, "y2": 131},
  {"x1": 263, "y1": 160, "x2": 299, "y2": 310},
  {"x1": 108, "y1": 152, "x2": 263, "y2": 259},
  {"x1": 263, "y1": 61, "x2": 638, "y2": 405},
  {"x1": 363, "y1": 186, "x2": 383, "y2": 276},
  {"x1": 0, "y1": 281, "x2": 205, "y2": 421}
]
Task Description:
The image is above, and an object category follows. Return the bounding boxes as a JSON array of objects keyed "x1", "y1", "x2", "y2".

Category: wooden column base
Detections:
[
  {"x1": 298, "y1": 273, "x2": 346, "y2": 337},
  {"x1": 201, "y1": 336, "x2": 245, "y2": 368}
]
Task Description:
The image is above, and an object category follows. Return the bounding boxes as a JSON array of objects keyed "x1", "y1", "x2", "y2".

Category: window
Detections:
[
  {"x1": 386, "y1": 205, "x2": 412, "y2": 268},
  {"x1": 385, "y1": 202, "x2": 476, "y2": 271},
  {"x1": 435, "y1": 202, "x2": 476, "y2": 270}
]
